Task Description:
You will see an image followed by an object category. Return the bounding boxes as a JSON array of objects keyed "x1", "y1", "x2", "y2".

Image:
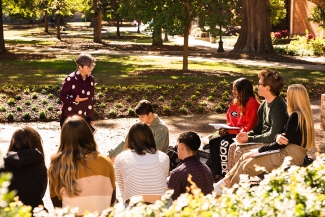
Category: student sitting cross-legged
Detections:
[
  {"x1": 168, "y1": 132, "x2": 214, "y2": 201},
  {"x1": 214, "y1": 84, "x2": 315, "y2": 194}
]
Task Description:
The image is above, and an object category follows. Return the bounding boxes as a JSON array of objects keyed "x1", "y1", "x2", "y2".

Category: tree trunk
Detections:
[
  {"x1": 56, "y1": 13, "x2": 61, "y2": 40},
  {"x1": 116, "y1": 15, "x2": 120, "y2": 37},
  {"x1": 183, "y1": 23, "x2": 191, "y2": 71},
  {"x1": 233, "y1": 0, "x2": 274, "y2": 53},
  {"x1": 0, "y1": 0, "x2": 6, "y2": 53},
  {"x1": 164, "y1": 31, "x2": 168, "y2": 42},
  {"x1": 44, "y1": 10, "x2": 48, "y2": 33},
  {"x1": 93, "y1": 0, "x2": 102, "y2": 43},
  {"x1": 152, "y1": 16, "x2": 162, "y2": 46},
  {"x1": 137, "y1": 20, "x2": 140, "y2": 33}
]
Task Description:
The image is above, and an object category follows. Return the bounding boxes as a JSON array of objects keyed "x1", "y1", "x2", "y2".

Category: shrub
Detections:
[
  {"x1": 115, "y1": 102, "x2": 123, "y2": 108},
  {"x1": 191, "y1": 95, "x2": 197, "y2": 100},
  {"x1": 23, "y1": 112, "x2": 30, "y2": 119},
  {"x1": 216, "y1": 105, "x2": 223, "y2": 113},
  {"x1": 107, "y1": 97, "x2": 114, "y2": 102},
  {"x1": 7, "y1": 98, "x2": 15, "y2": 105},
  {"x1": 125, "y1": 95, "x2": 131, "y2": 102},
  {"x1": 56, "y1": 98, "x2": 61, "y2": 104},
  {"x1": 16, "y1": 106, "x2": 22, "y2": 111},
  {"x1": 98, "y1": 92, "x2": 104, "y2": 98},
  {"x1": 109, "y1": 108, "x2": 116, "y2": 116},
  {"x1": 32, "y1": 92, "x2": 38, "y2": 99},
  {"x1": 0, "y1": 106, "x2": 6, "y2": 112},
  {"x1": 47, "y1": 105, "x2": 53, "y2": 111},
  {"x1": 41, "y1": 89, "x2": 47, "y2": 94},
  {"x1": 48, "y1": 93, "x2": 54, "y2": 98},
  {"x1": 197, "y1": 105, "x2": 204, "y2": 112},
  {"x1": 6, "y1": 112, "x2": 14, "y2": 120},
  {"x1": 207, "y1": 96, "x2": 214, "y2": 101},
  {"x1": 128, "y1": 107, "x2": 135, "y2": 115},
  {"x1": 24, "y1": 88, "x2": 30, "y2": 94},
  {"x1": 15, "y1": 94, "x2": 21, "y2": 100},
  {"x1": 152, "y1": 102, "x2": 158, "y2": 109},
  {"x1": 42, "y1": 99, "x2": 48, "y2": 104},
  {"x1": 39, "y1": 109, "x2": 46, "y2": 118},
  {"x1": 200, "y1": 101, "x2": 207, "y2": 106},
  {"x1": 25, "y1": 100, "x2": 31, "y2": 105},
  {"x1": 179, "y1": 106, "x2": 188, "y2": 114},
  {"x1": 170, "y1": 100, "x2": 177, "y2": 107},
  {"x1": 32, "y1": 105, "x2": 37, "y2": 111},
  {"x1": 99, "y1": 102, "x2": 106, "y2": 108},
  {"x1": 0, "y1": 94, "x2": 6, "y2": 99},
  {"x1": 158, "y1": 96, "x2": 164, "y2": 102},
  {"x1": 185, "y1": 100, "x2": 192, "y2": 106},
  {"x1": 163, "y1": 105, "x2": 170, "y2": 112}
]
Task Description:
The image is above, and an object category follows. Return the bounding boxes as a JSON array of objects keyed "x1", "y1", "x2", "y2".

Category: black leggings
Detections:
[{"x1": 206, "y1": 134, "x2": 236, "y2": 177}]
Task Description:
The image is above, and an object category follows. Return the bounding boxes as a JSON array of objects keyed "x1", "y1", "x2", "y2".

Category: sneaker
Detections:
[{"x1": 213, "y1": 180, "x2": 226, "y2": 195}]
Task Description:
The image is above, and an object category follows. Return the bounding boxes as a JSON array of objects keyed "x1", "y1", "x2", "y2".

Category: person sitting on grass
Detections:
[
  {"x1": 206, "y1": 77, "x2": 260, "y2": 182},
  {"x1": 48, "y1": 115, "x2": 116, "y2": 215},
  {"x1": 0, "y1": 126, "x2": 47, "y2": 210},
  {"x1": 214, "y1": 84, "x2": 315, "y2": 194},
  {"x1": 108, "y1": 99, "x2": 169, "y2": 163},
  {"x1": 227, "y1": 69, "x2": 288, "y2": 171},
  {"x1": 168, "y1": 132, "x2": 214, "y2": 201}
]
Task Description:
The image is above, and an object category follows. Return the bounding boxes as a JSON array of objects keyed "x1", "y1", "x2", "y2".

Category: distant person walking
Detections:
[{"x1": 59, "y1": 53, "x2": 96, "y2": 129}]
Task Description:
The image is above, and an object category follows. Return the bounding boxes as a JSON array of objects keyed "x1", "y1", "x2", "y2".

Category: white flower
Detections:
[
  {"x1": 67, "y1": 77, "x2": 71, "y2": 81},
  {"x1": 78, "y1": 110, "x2": 82, "y2": 115},
  {"x1": 87, "y1": 91, "x2": 90, "y2": 95},
  {"x1": 82, "y1": 90, "x2": 85, "y2": 94},
  {"x1": 88, "y1": 105, "x2": 92, "y2": 109},
  {"x1": 68, "y1": 107, "x2": 72, "y2": 111},
  {"x1": 72, "y1": 85, "x2": 75, "y2": 89}
]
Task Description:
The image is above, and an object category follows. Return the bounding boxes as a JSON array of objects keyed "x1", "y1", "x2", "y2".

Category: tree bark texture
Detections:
[
  {"x1": 116, "y1": 15, "x2": 120, "y2": 37},
  {"x1": 56, "y1": 13, "x2": 61, "y2": 40},
  {"x1": 152, "y1": 16, "x2": 163, "y2": 46},
  {"x1": 183, "y1": 23, "x2": 190, "y2": 71},
  {"x1": 233, "y1": 0, "x2": 274, "y2": 53},
  {"x1": 44, "y1": 10, "x2": 48, "y2": 33},
  {"x1": 0, "y1": 0, "x2": 6, "y2": 52},
  {"x1": 93, "y1": 0, "x2": 102, "y2": 43}
]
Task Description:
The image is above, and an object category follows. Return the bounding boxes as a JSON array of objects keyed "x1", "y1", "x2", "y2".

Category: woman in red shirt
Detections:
[{"x1": 206, "y1": 78, "x2": 260, "y2": 181}]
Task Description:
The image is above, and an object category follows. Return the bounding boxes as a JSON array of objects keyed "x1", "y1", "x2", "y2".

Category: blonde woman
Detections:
[
  {"x1": 48, "y1": 115, "x2": 116, "y2": 215},
  {"x1": 214, "y1": 84, "x2": 314, "y2": 193}
]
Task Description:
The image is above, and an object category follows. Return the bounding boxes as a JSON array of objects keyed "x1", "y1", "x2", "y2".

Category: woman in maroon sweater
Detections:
[{"x1": 59, "y1": 53, "x2": 96, "y2": 128}]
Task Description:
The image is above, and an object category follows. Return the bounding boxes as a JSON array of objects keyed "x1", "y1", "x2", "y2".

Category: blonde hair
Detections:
[
  {"x1": 286, "y1": 84, "x2": 315, "y2": 149},
  {"x1": 48, "y1": 115, "x2": 98, "y2": 198}
]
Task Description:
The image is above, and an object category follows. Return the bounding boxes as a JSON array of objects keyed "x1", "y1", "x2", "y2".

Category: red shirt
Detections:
[
  {"x1": 59, "y1": 70, "x2": 95, "y2": 121},
  {"x1": 226, "y1": 97, "x2": 260, "y2": 134}
]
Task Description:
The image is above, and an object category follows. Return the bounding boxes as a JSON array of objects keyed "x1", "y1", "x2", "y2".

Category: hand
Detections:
[
  {"x1": 249, "y1": 151, "x2": 259, "y2": 158},
  {"x1": 276, "y1": 133, "x2": 288, "y2": 145},
  {"x1": 90, "y1": 121, "x2": 95, "y2": 126},
  {"x1": 236, "y1": 132, "x2": 248, "y2": 143},
  {"x1": 75, "y1": 95, "x2": 88, "y2": 103},
  {"x1": 219, "y1": 129, "x2": 228, "y2": 137}
]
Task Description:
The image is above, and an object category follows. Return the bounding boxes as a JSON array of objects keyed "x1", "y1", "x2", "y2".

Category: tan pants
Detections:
[
  {"x1": 225, "y1": 144, "x2": 307, "y2": 187},
  {"x1": 227, "y1": 143, "x2": 264, "y2": 171}
]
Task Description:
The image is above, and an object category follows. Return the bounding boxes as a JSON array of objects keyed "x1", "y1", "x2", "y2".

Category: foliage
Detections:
[
  {"x1": 274, "y1": 32, "x2": 325, "y2": 56},
  {"x1": 309, "y1": 6, "x2": 325, "y2": 27},
  {"x1": 106, "y1": 155, "x2": 325, "y2": 216},
  {"x1": 270, "y1": 0, "x2": 286, "y2": 26}
]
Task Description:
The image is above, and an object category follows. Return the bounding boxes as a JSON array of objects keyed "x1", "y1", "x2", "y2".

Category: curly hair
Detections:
[{"x1": 258, "y1": 69, "x2": 284, "y2": 96}]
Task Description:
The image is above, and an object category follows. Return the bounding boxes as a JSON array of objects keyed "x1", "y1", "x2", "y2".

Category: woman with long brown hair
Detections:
[{"x1": 48, "y1": 115, "x2": 116, "y2": 215}]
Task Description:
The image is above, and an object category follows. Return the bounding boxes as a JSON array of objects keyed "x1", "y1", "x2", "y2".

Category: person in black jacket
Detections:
[{"x1": 0, "y1": 126, "x2": 47, "y2": 210}]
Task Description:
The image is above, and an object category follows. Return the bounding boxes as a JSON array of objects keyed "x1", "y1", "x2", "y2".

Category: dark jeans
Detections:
[{"x1": 206, "y1": 134, "x2": 236, "y2": 177}]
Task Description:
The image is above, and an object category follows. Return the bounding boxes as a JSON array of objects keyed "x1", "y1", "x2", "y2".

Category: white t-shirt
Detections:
[{"x1": 115, "y1": 149, "x2": 169, "y2": 201}]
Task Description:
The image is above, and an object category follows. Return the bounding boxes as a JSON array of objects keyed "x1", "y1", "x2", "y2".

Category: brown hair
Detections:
[
  {"x1": 8, "y1": 126, "x2": 44, "y2": 157},
  {"x1": 233, "y1": 77, "x2": 256, "y2": 108},
  {"x1": 135, "y1": 100, "x2": 153, "y2": 115},
  {"x1": 125, "y1": 122, "x2": 157, "y2": 155},
  {"x1": 258, "y1": 69, "x2": 284, "y2": 96},
  {"x1": 48, "y1": 115, "x2": 98, "y2": 198}
]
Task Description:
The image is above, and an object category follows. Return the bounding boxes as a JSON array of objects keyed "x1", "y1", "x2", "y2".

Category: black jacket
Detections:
[{"x1": 0, "y1": 149, "x2": 47, "y2": 209}]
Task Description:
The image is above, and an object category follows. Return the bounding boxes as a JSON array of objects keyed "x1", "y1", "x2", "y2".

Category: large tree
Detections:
[
  {"x1": 92, "y1": 0, "x2": 102, "y2": 43},
  {"x1": 0, "y1": 0, "x2": 5, "y2": 52},
  {"x1": 233, "y1": 0, "x2": 274, "y2": 53}
]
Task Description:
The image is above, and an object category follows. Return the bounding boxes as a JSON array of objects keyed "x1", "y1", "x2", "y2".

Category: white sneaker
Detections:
[{"x1": 213, "y1": 180, "x2": 226, "y2": 195}]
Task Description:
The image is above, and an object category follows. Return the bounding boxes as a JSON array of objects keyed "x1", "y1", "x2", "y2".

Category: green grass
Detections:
[{"x1": 0, "y1": 54, "x2": 325, "y2": 87}]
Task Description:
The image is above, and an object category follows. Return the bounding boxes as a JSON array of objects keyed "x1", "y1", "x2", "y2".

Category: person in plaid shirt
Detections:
[{"x1": 167, "y1": 132, "x2": 214, "y2": 200}]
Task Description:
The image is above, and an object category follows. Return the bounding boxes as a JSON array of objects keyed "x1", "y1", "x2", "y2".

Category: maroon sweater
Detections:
[{"x1": 59, "y1": 70, "x2": 95, "y2": 121}]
